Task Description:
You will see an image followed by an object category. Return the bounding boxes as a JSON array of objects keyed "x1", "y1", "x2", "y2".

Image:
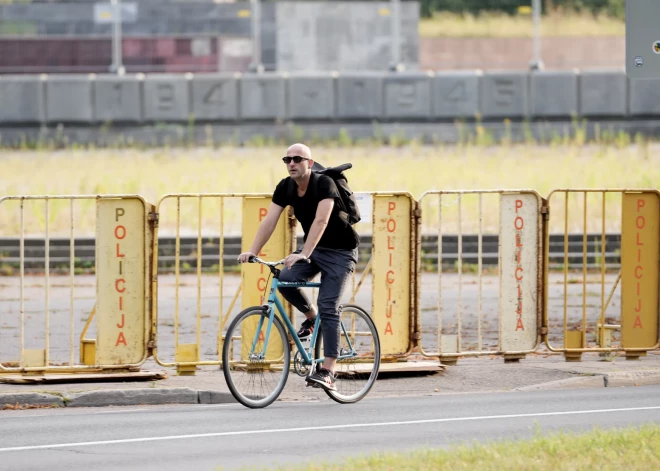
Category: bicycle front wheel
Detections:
[
  {"x1": 222, "y1": 306, "x2": 290, "y2": 409},
  {"x1": 315, "y1": 304, "x2": 381, "y2": 404}
]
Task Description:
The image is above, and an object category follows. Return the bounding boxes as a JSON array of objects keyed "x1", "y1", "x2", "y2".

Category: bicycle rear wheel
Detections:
[
  {"x1": 222, "y1": 306, "x2": 290, "y2": 409},
  {"x1": 315, "y1": 304, "x2": 381, "y2": 404}
]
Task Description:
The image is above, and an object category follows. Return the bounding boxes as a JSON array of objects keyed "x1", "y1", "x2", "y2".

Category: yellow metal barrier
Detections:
[
  {"x1": 150, "y1": 193, "x2": 295, "y2": 374},
  {"x1": 416, "y1": 190, "x2": 544, "y2": 364},
  {"x1": 543, "y1": 189, "x2": 660, "y2": 361},
  {"x1": 0, "y1": 195, "x2": 152, "y2": 374}
]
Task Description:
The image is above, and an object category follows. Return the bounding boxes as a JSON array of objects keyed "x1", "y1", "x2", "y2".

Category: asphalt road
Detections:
[{"x1": 1, "y1": 386, "x2": 659, "y2": 471}]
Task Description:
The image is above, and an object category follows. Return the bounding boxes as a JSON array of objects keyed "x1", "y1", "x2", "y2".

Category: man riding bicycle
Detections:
[{"x1": 237, "y1": 143, "x2": 360, "y2": 392}]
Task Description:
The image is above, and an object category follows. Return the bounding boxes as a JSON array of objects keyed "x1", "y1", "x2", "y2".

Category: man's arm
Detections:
[
  {"x1": 237, "y1": 203, "x2": 285, "y2": 263},
  {"x1": 284, "y1": 198, "x2": 334, "y2": 268}
]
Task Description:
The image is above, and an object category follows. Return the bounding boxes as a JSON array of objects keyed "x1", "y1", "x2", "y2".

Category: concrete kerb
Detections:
[{"x1": 0, "y1": 388, "x2": 236, "y2": 409}]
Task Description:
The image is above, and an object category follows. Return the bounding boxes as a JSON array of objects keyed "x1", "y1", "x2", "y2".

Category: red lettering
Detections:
[
  {"x1": 258, "y1": 330, "x2": 265, "y2": 342},
  {"x1": 386, "y1": 303, "x2": 393, "y2": 318},
  {"x1": 388, "y1": 287, "x2": 392, "y2": 301},
  {"x1": 119, "y1": 260, "x2": 123, "y2": 275},
  {"x1": 517, "y1": 284, "x2": 521, "y2": 298},
  {"x1": 634, "y1": 315, "x2": 643, "y2": 329},
  {"x1": 116, "y1": 243, "x2": 125, "y2": 258},
  {"x1": 516, "y1": 299, "x2": 522, "y2": 315},
  {"x1": 258, "y1": 250, "x2": 267, "y2": 256},
  {"x1": 115, "y1": 279, "x2": 126, "y2": 293},
  {"x1": 384, "y1": 322, "x2": 393, "y2": 335},
  {"x1": 515, "y1": 199, "x2": 523, "y2": 213},
  {"x1": 389, "y1": 253, "x2": 393, "y2": 267},
  {"x1": 119, "y1": 296, "x2": 123, "y2": 311},
  {"x1": 257, "y1": 278, "x2": 266, "y2": 291},
  {"x1": 635, "y1": 298, "x2": 642, "y2": 312},
  {"x1": 638, "y1": 248, "x2": 642, "y2": 263},
  {"x1": 637, "y1": 282, "x2": 641, "y2": 296},
  {"x1": 637, "y1": 233, "x2": 644, "y2": 246},
  {"x1": 388, "y1": 202, "x2": 396, "y2": 215},
  {"x1": 636, "y1": 216, "x2": 646, "y2": 230},
  {"x1": 259, "y1": 208, "x2": 267, "y2": 221},
  {"x1": 635, "y1": 266, "x2": 643, "y2": 279},
  {"x1": 114, "y1": 225, "x2": 126, "y2": 240},
  {"x1": 515, "y1": 267, "x2": 523, "y2": 281},
  {"x1": 514, "y1": 216, "x2": 524, "y2": 230},
  {"x1": 515, "y1": 318, "x2": 525, "y2": 331},
  {"x1": 387, "y1": 270, "x2": 395, "y2": 284},
  {"x1": 117, "y1": 314, "x2": 125, "y2": 329},
  {"x1": 516, "y1": 233, "x2": 523, "y2": 247},
  {"x1": 387, "y1": 219, "x2": 396, "y2": 232},
  {"x1": 637, "y1": 199, "x2": 645, "y2": 212},
  {"x1": 516, "y1": 248, "x2": 521, "y2": 264},
  {"x1": 388, "y1": 236, "x2": 395, "y2": 250},
  {"x1": 115, "y1": 332, "x2": 127, "y2": 346}
]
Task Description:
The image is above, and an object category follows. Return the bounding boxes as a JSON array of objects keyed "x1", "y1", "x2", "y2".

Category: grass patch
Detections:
[
  {"x1": 419, "y1": 10, "x2": 625, "y2": 38},
  {"x1": 0, "y1": 139, "x2": 656, "y2": 237},
  {"x1": 279, "y1": 424, "x2": 660, "y2": 471}
]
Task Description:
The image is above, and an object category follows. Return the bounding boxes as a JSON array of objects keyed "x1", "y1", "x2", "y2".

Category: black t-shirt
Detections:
[{"x1": 272, "y1": 173, "x2": 359, "y2": 250}]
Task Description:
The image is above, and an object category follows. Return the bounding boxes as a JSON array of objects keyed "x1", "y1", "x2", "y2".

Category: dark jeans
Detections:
[{"x1": 278, "y1": 246, "x2": 358, "y2": 358}]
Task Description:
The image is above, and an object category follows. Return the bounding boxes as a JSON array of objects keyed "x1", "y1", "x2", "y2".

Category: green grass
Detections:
[
  {"x1": 268, "y1": 424, "x2": 660, "y2": 471},
  {"x1": 0, "y1": 134, "x2": 657, "y2": 237},
  {"x1": 419, "y1": 10, "x2": 625, "y2": 38}
]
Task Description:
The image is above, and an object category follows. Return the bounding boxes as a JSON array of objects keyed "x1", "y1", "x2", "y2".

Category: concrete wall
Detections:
[
  {"x1": 276, "y1": 2, "x2": 419, "y2": 72},
  {"x1": 0, "y1": 69, "x2": 647, "y2": 125}
]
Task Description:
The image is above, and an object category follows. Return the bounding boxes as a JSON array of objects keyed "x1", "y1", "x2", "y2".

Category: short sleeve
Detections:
[
  {"x1": 272, "y1": 178, "x2": 290, "y2": 208},
  {"x1": 316, "y1": 175, "x2": 340, "y2": 201}
]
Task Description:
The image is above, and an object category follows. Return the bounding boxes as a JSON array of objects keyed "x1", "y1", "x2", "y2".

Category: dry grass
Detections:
[
  {"x1": 419, "y1": 11, "x2": 625, "y2": 38},
  {"x1": 0, "y1": 142, "x2": 656, "y2": 237}
]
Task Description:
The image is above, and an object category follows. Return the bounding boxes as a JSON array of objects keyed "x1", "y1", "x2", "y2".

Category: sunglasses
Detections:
[{"x1": 282, "y1": 156, "x2": 309, "y2": 164}]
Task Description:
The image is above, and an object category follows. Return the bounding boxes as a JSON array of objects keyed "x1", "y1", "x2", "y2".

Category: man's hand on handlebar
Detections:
[
  {"x1": 237, "y1": 252, "x2": 256, "y2": 264},
  {"x1": 284, "y1": 252, "x2": 308, "y2": 269}
]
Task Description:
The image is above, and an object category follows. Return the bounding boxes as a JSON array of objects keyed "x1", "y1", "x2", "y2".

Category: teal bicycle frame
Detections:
[{"x1": 251, "y1": 274, "x2": 357, "y2": 367}]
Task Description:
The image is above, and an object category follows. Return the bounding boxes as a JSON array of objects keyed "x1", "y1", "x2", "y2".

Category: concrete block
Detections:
[
  {"x1": 531, "y1": 71, "x2": 578, "y2": 118},
  {"x1": 579, "y1": 70, "x2": 627, "y2": 117},
  {"x1": 336, "y1": 73, "x2": 383, "y2": 119},
  {"x1": 66, "y1": 388, "x2": 199, "y2": 407},
  {"x1": 433, "y1": 71, "x2": 480, "y2": 118},
  {"x1": 629, "y1": 78, "x2": 660, "y2": 116},
  {"x1": 46, "y1": 75, "x2": 93, "y2": 123},
  {"x1": 93, "y1": 75, "x2": 142, "y2": 123},
  {"x1": 0, "y1": 75, "x2": 44, "y2": 124},
  {"x1": 481, "y1": 72, "x2": 529, "y2": 119},
  {"x1": 143, "y1": 75, "x2": 190, "y2": 122},
  {"x1": 240, "y1": 73, "x2": 286, "y2": 120},
  {"x1": 0, "y1": 393, "x2": 64, "y2": 408},
  {"x1": 384, "y1": 73, "x2": 432, "y2": 119},
  {"x1": 287, "y1": 73, "x2": 335, "y2": 120},
  {"x1": 191, "y1": 74, "x2": 239, "y2": 121}
]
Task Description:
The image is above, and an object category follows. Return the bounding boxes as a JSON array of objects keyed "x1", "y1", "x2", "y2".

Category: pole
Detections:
[
  {"x1": 111, "y1": 0, "x2": 124, "y2": 74},
  {"x1": 249, "y1": 0, "x2": 264, "y2": 73},
  {"x1": 389, "y1": 0, "x2": 402, "y2": 71},
  {"x1": 530, "y1": 0, "x2": 544, "y2": 71}
]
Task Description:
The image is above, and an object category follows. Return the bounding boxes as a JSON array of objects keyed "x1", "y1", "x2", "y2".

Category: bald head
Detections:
[{"x1": 287, "y1": 143, "x2": 311, "y2": 160}]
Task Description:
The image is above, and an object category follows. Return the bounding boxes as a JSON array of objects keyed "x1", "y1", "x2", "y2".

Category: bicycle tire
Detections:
[
  {"x1": 314, "y1": 303, "x2": 381, "y2": 404},
  {"x1": 222, "y1": 306, "x2": 290, "y2": 409}
]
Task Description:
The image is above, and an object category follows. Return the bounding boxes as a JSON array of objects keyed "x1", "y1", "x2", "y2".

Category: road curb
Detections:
[
  {"x1": 603, "y1": 370, "x2": 660, "y2": 387},
  {"x1": 513, "y1": 375, "x2": 605, "y2": 391},
  {"x1": 0, "y1": 388, "x2": 237, "y2": 409}
]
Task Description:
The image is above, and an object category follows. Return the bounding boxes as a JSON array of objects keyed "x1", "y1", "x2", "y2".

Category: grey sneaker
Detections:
[{"x1": 306, "y1": 367, "x2": 337, "y2": 392}]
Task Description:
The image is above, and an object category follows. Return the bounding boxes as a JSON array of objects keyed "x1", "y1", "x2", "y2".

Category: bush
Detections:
[{"x1": 420, "y1": 0, "x2": 626, "y2": 19}]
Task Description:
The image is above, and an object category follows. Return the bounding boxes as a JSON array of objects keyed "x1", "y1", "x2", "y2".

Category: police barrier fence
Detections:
[
  {"x1": 0, "y1": 195, "x2": 154, "y2": 373},
  {"x1": 1, "y1": 188, "x2": 659, "y2": 375}
]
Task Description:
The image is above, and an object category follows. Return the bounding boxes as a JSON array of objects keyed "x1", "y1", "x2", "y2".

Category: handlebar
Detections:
[{"x1": 246, "y1": 255, "x2": 311, "y2": 266}]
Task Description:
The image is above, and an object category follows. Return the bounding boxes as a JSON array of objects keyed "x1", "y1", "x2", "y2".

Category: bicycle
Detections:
[{"x1": 222, "y1": 256, "x2": 381, "y2": 409}]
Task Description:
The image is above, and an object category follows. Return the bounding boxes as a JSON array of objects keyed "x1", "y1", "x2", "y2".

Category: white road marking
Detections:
[{"x1": 1, "y1": 405, "x2": 659, "y2": 452}]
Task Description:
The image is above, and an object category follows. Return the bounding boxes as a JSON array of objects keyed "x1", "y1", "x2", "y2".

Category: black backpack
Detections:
[{"x1": 287, "y1": 162, "x2": 361, "y2": 225}]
